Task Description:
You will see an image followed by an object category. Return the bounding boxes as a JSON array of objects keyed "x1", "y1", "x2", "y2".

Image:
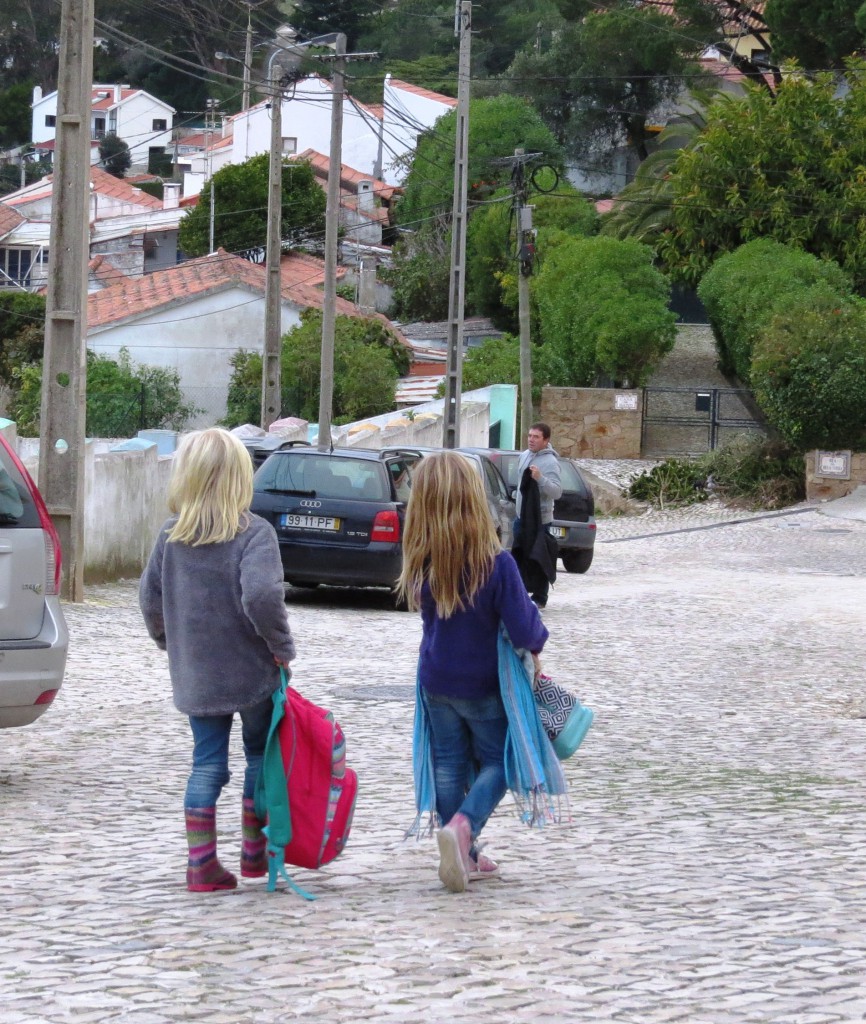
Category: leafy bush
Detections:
[
  {"x1": 534, "y1": 235, "x2": 677, "y2": 387},
  {"x1": 222, "y1": 311, "x2": 409, "y2": 428},
  {"x1": 0, "y1": 292, "x2": 45, "y2": 386},
  {"x1": 697, "y1": 239, "x2": 852, "y2": 382},
  {"x1": 751, "y1": 288, "x2": 866, "y2": 451},
  {"x1": 384, "y1": 225, "x2": 451, "y2": 322},
  {"x1": 629, "y1": 437, "x2": 805, "y2": 510},
  {"x1": 11, "y1": 349, "x2": 199, "y2": 437}
]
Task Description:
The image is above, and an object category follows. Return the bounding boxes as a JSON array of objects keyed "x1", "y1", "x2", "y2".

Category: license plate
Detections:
[
  {"x1": 549, "y1": 526, "x2": 567, "y2": 539},
  {"x1": 280, "y1": 514, "x2": 340, "y2": 531}
]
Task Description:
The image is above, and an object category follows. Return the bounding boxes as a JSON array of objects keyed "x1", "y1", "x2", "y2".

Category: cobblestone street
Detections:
[{"x1": 3, "y1": 505, "x2": 866, "y2": 1024}]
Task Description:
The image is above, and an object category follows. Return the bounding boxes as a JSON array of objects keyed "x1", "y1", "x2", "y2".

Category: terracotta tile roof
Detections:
[
  {"x1": 88, "y1": 250, "x2": 361, "y2": 329},
  {"x1": 279, "y1": 251, "x2": 346, "y2": 288},
  {"x1": 87, "y1": 167, "x2": 164, "y2": 209},
  {"x1": 365, "y1": 103, "x2": 385, "y2": 120},
  {"x1": 595, "y1": 199, "x2": 615, "y2": 215},
  {"x1": 295, "y1": 149, "x2": 400, "y2": 203},
  {"x1": 0, "y1": 203, "x2": 25, "y2": 239},
  {"x1": 640, "y1": 0, "x2": 767, "y2": 33},
  {"x1": 387, "y1": 79, "x2": 457, "y2": 107},
  {"x1": 90, "y1": 86, "x2": 139, "y2": 110}
]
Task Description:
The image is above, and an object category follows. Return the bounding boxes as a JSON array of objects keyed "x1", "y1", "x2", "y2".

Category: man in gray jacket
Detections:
[{"x1": 513, "y1": 422, "x2": 562, "y2": 608}]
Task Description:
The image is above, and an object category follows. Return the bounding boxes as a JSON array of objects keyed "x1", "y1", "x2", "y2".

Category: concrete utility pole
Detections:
[
  {"x1": 513, "y1": 149, "x2": 535, "y2": 439},
  {"x1": 242, "y1": 4, "x2": 253, "y2": 111},
  {"x1": 442, "y1": 0, "x2": 472, "y2": 449},
  {"x1": 261, "y1": 62, "x2": 283, "y2": 430},
  {"x1": 317, "y1": 33, "x2": 346, "y2": 452},
  {"x1": 206, "y1": 98, "x2": 219, "y2": 253},
  {"x1": 39, "y1": 0, "x2": 94, "y2": 602}
]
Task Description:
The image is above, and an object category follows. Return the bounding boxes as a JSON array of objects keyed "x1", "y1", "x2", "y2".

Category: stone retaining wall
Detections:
[
  {"x1": 541, "y1": 386, "x2": 643, "y2": 460},
  {"x1": 805, "y1": 450, "x2": 866, "y2": 501}
]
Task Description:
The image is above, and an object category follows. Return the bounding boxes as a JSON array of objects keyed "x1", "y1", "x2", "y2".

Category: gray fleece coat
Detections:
[
  {"x1": 139, "y1": 514, "x2": 296, "y2": 716},
  {"x1": 515, "y1": 444, "x2": 562, "y2": 524}
]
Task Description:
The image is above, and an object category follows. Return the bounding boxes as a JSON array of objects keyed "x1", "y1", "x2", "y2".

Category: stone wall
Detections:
[
  {"x1": 541, "y1": 386, "x2": 643, "y2": 460},
  {"x1": 805, "y1": 450, "x2": 866, "y2": 501}
]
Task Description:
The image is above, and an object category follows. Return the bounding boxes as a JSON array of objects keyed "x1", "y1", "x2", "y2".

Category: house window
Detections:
[
  {"x1": 282, "y1": 136, "x2": 297, "y2": 155},
  {"x1": 152, "y1": 118, "x2": 167, "y2": 131},
  {"x1": 0, "y1": 248, "x2": 34, "y2": 287},
  {"x1": 44, "y1": 115, "x2": 56, "y2": 128},
  {"x1": 93, "y1": 117, "x2": 106, "y2": 138}
]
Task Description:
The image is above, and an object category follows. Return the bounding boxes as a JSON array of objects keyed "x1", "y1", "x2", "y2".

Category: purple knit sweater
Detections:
[{"x1": 418, "y1": 550, "x2": 548, "y2": 700}]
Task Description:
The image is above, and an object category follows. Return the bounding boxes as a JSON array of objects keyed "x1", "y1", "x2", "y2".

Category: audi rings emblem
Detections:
[{"x1": 299, "y1": 499, "x2": 322, "y2": 508}]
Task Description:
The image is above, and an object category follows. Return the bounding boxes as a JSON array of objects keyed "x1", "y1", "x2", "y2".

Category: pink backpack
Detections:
[{"x1": 255, "y1": 670, "x2": 358, "y2": 897}]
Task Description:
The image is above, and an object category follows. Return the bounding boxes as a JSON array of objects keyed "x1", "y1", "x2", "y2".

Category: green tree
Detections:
[
  {"x1": 178, "y1": 155, "x2": 326, "y2": 258},
  {"x1": 661, "y1": 62, "x2": 866, "y2": 289},
  {"x1": 289, "y1": 0, "x2": 380, "y2": 50},
  {"x1": 751, "y1": 288, "x2": 866, "y2": 450},
  {"x1": 534, "y1": 235, "x2": 677, "y2": 387},
  {"x1": 98, "y1": 133, "x2": 132, "y2": 178},
  {"x1": 386, "y1": 225, "x2": 452, "y2": 322},
  {"x1": 0, "y1": 83, "x2": 34, "y2": 147},
  {"x1": 697, "y1": 239, "x2": 852, "y2": 382},
  {"x1": 222, "y1": 311, "x2": 409, "y2": 427},
  {"x1": 466, "y1": 185, "x2": 599, "y2": 329},
  {"x1": 765, "y1": 0, "x2": 865, "y2": 69},
  {"x1": 397, "y1": 95, "x2": 563, "y2": 226},
  {"x1": 0, "y1": 0, "x2": 58, "y2": 88},
  {"x1": 11, "y1": 349, "x2": 198, "y2": 437},
  {"x1": 0, "y1": 293, "x2": 45, "y2": 388},
  {"x1": 508, "y1": 2, "x2": 698, "y2": 164}
]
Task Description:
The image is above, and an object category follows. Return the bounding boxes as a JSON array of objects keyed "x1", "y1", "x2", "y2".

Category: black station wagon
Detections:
[{"x1": 250, "y1": 447, "x2": 417, "y2": 591}]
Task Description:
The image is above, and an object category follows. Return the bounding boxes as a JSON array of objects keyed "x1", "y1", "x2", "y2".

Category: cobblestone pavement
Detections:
[{"x1": 3, "y1": 507, "x2": 866, "y2": 1024}]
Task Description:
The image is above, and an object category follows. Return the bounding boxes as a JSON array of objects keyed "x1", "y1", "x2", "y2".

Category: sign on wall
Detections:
[
  {"x1": 815, "y1": 451, "x2": 851, "y2": 480},
  {"x1": 614, "y1": 393, "x2": 638, "y2": 411}
]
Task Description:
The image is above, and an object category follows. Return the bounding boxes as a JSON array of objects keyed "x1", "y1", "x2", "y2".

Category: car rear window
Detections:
[
  {"x1": 255, "y1": 453, "x2": 389, "y2": 501},
  {"x1": 0, "y1": 444, "x2": 38, "y2": 528},
  {"x1": 559, "y1": 460, "x2": 585, "y2": 492}
]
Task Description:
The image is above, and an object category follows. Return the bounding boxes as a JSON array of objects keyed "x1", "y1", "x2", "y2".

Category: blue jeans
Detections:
[
  {"x1": 421, "y1": 689, "x2": 509, "y2": 842},
  {"x1": 184, "y1": 696, "x2": 274, "y2": 809}
]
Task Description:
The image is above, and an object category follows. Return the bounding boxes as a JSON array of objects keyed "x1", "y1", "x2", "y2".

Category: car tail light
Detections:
[
  {"x1": 3, "y1": 443, "x2": 62, "y2": 595},
  {"x1": 371, "y1": 510, "x2": 400, "y2": 543},
  {"x1": 34, "y1": 689, "x2": 59, "y2": 706}
]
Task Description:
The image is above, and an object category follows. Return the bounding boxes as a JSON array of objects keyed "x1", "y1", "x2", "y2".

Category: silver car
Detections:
[{"x1": 0, "y1": 434, "x2": 68, "y2": 728}]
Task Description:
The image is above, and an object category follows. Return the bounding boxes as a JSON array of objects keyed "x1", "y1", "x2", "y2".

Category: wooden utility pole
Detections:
[
  {"x1": 317, "y1": 33, "x2": 346, "y2": 452},
  {"x1": 261, "y1": 63, "x2": 283, "y2": 430},
  {"x1": 442, "y1": 0, "x2": 471, "y2": 449},
  {"x1": 39, "y1": 0, "x2": 94, "y2": 602}
]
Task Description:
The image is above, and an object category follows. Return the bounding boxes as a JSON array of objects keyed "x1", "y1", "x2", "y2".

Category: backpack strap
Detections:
[{"x1": 254, "y1": 667, "x2": 316, "y2": 900}]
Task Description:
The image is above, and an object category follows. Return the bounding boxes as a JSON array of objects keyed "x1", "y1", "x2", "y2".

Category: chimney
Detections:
[
  {"x1": 163, "y1": 182, "x2": 181, "y2": 210},
  {"x1": 357, "y1": 180, "x2": 374, "y2": 213},
  {"x1": 33, "y1": 84, "x2": 43, "y2": 105},
  {"x1": 114, "y1": 84, "x2": 123, "y2": 103},
  {"x1": 358, "y1": 256, "x2": 377, "y2": 314}
]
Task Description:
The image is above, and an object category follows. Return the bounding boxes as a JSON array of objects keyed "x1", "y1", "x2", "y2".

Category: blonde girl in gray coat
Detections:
[{"x1": 140, "y1": 428, "x2": 296, "y2": 892}]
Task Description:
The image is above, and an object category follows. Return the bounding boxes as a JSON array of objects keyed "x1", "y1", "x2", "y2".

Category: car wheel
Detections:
[{"x1": 561, "y1": 549, "x2": 593, "y2": 574}]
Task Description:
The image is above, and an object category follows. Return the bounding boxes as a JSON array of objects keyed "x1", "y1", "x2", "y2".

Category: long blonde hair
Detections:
[
  {"x1": 397, "y1": 451, "x2": 501, "y2": 617},
  {"x1": 166, "y1": 428, "x2": 253, "y2": 545}
]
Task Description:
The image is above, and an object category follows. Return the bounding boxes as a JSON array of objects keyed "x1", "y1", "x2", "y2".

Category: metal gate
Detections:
[{"x1": 641, "y1": 387, "x2": 766, "y2": 457}]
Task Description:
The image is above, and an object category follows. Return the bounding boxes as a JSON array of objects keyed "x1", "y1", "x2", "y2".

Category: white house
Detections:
[
  {"x1": 31, "y1": 84, "x2": 175, "y2": 172},
  {"x1": 180, "y1": 76, "x2": 384, "y2": 198},
  {"x1": 178, "y1": 74, "x2": 458, "y2": 197},
  {"x1": 0, "y1": 167, "x2": 183, "y2": 290},
  {"x1": 86, "y1": 249, "x2": 408, "y2": 425},
  {"x1": 381, "y1": 76, "x2": 456, "y2": 185}
]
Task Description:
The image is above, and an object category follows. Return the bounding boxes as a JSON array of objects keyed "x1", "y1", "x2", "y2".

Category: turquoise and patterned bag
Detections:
[{"x1": 532, "y1": 672, "x2": 594, "y2": 762}]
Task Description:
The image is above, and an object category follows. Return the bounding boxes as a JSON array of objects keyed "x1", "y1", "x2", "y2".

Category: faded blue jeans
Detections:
[
  {"x1": 184, "y1": 696, "x2": 274, "y2": 809},
  {"x1": 421, "y1": 689, "x2": 509, "y2": 842}
]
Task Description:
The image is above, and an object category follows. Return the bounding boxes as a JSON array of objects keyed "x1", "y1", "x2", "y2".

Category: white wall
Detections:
[
  {"x1": 232, "y1": 77, "x2": 381, "y2": 178},
  {"x1": 114, "y1": 93, "x2": 174, "y2": 167},
  {"x1": 381, "y1": 78, "x2": 456, "y2": 185},
  {"x1": 87, "y1": 288, "x2": 303, "y2": 426}
]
